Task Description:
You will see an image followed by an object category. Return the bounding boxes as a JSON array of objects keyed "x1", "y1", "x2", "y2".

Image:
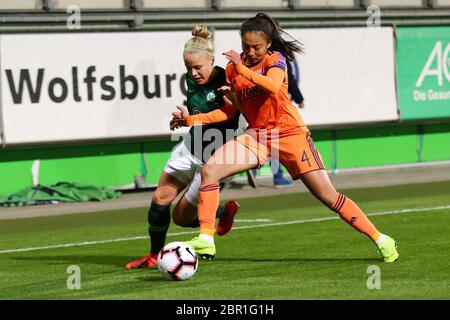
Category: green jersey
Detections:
[{"x1": 185, "y1": 66, "x2": 240, "y2": 163}]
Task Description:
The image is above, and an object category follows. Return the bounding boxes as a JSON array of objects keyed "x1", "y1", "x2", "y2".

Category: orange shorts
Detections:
[{"x1": 235, "y1": 129, "x2": 325, "y2": 180}]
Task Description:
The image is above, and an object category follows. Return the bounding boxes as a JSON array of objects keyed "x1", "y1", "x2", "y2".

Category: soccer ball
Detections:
[{"x1": 157, "y1": 242, "x2": 198, "y2": 281}]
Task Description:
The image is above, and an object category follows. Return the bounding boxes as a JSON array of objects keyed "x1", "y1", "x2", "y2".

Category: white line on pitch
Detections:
[
  {"x1": 235, "y1": 219, "x2": 272, "y2": 222},
  {"x1": 0, "y1": 205, "x2": 449, "y2": 254}
]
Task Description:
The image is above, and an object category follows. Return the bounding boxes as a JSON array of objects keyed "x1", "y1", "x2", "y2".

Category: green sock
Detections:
[
  {"x1": 182, "y1": 204, "x2": 226, "y2": 228},
  {"x1": 148, "y1": 202, "x2": 171, "y2": 254}
]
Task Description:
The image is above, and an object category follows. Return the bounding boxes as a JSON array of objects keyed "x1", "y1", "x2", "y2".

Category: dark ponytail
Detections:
[{"x1": 240, "y1": 12, "x2": 303, "y2": 61}]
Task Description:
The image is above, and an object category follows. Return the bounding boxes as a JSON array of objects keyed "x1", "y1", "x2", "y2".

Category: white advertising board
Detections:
[
  {"x1": 0, "y1": 27, "x2": 398, "y2": 145},
  {"x1": 0, "y1": 32, "x2": 189, "y2": 145}
]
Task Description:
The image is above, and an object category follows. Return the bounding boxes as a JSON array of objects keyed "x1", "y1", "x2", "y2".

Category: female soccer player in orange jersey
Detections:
[{"x1": 171, "y1": 13, "x2": 399, "y2": 263}]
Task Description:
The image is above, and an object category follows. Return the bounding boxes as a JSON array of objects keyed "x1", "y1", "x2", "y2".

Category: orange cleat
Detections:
[
  {"x1": 125, "y1": 253, "x2": 158, "y2": 269},
  {"x1": 216, "y1": 201, "x2": 240, "y2": 236}
]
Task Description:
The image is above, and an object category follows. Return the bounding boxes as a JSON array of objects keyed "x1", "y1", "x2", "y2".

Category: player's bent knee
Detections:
[
  {"x1": 200, "y1": 164, "x2": 222, "y2": 183},
  {"x1": 152, "y1": 189, "x2": 176, "y2": 205}
]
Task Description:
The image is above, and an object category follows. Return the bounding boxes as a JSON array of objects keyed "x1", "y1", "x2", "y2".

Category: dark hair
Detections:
[{"x1": 240, "y1": 12, "x2": 303, "y2": 61}]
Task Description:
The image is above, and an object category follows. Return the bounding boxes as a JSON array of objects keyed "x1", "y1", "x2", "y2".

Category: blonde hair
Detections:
[{"x1": 184, "y1": 25, "x2": 214, "y2": 56}]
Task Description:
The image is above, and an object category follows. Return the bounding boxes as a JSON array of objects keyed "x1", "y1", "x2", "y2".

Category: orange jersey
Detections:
[{"x1": 227, "y1": 51, "x2": 308, "y2": 134}]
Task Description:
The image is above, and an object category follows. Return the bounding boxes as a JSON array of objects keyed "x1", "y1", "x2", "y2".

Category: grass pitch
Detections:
[{"x1": 0, "y1": 180, "x2": 449, "y2": 300}]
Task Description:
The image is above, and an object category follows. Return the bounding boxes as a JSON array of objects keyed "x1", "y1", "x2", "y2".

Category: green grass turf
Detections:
[{"x1": 0, "y1": 180, "x2": 449, "y2": 300}]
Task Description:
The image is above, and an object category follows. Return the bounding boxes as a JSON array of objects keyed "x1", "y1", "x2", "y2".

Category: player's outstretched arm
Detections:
[{"x1": 169, "y1": 102, "x2": 238, "y2": 130}]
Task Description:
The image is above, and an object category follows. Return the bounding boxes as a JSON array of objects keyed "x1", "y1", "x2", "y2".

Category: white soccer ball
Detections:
[{"x1": 157, "y1": 242, "x2": 198, "y2": 281}]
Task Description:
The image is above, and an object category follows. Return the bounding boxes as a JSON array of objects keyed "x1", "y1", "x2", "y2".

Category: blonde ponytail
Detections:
[{"x1": 184, "y1": 25, "x2": 214, "y2": 56}]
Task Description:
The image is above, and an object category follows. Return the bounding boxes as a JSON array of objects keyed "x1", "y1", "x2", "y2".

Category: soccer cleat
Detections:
[
  {"x1": 125, "y1": 253, "x2": 158, "y2": 269},
  {"x1": 184, "y1": 237, "x2": 216, "y2": 260},
  {"x1": 377, "y1": 236, "x2": 399, "y2": 263},
  {"x1": 216, "y1": 201, "x2": 240, "y2": 236}
]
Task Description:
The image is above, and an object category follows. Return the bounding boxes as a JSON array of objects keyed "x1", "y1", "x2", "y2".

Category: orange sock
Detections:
[
  {"x1": 332, "y1": 194, "x2": 380, "y2": 241},
  {"x1": 197, "y1": 182, "x2": 220, "y2": 237}
]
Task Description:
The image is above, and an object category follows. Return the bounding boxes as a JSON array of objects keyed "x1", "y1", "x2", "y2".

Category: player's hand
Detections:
[
  {"x1": 299, "y1": 102, "x2": 305, "y2": 109},
  {"x1": 170, "y1": 116, "x2": 186, "y2": 130},
  {"x1": 170, "y1": 105, "x2": 188, "y2": 130},
  {"x1": 171, "y1": 105, "x2": 187, "y2": 119},
  {"x1": 217, "y1": 85, "x2": 234, "y2": 102},
  {"x1": 170, "y1": 118, "x2": 186, "y2": 130},
  {"x1": 222, "y1": 50, "x2": 241, "y2": 65},
  {"x1": 217, "y1": 85, "x2": 232, "y2": 93},
  {"x1": 218, "y1": 85, "x2": 242, "y2": 112}
]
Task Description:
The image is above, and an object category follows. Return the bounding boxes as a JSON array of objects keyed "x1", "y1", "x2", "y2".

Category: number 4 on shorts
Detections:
[{"x1": 302, "y1": 151, "x2": 311, "y2": 167}]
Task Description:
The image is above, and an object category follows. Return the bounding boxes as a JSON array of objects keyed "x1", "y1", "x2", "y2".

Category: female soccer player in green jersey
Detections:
[{"x1": 125, "y1": 25, "x2": 241, "y2": 269}]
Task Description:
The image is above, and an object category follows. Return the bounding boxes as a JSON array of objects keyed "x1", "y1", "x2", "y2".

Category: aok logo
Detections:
[{"x1": 416, "y1": 41, "x2": 450, "y2": 87}]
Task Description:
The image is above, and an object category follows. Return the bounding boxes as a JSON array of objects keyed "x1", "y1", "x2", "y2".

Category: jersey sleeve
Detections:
[
  {"x1": 225, "y1": 62, "x2": 235, "y2": 84},
  {"x1": 267, "y1": 52, "x2": 288, "y2": 73},
  {"x1": 235, "y1": 52, "x2": 286, "y2": 94},
  {"x1": 185, "y1": 102, "x2": 237, "y2": 126}
]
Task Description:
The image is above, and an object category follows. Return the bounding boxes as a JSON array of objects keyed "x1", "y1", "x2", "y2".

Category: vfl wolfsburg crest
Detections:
[{"x1": 206, "y1": 91, "x2": 216, "y2": 102}]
